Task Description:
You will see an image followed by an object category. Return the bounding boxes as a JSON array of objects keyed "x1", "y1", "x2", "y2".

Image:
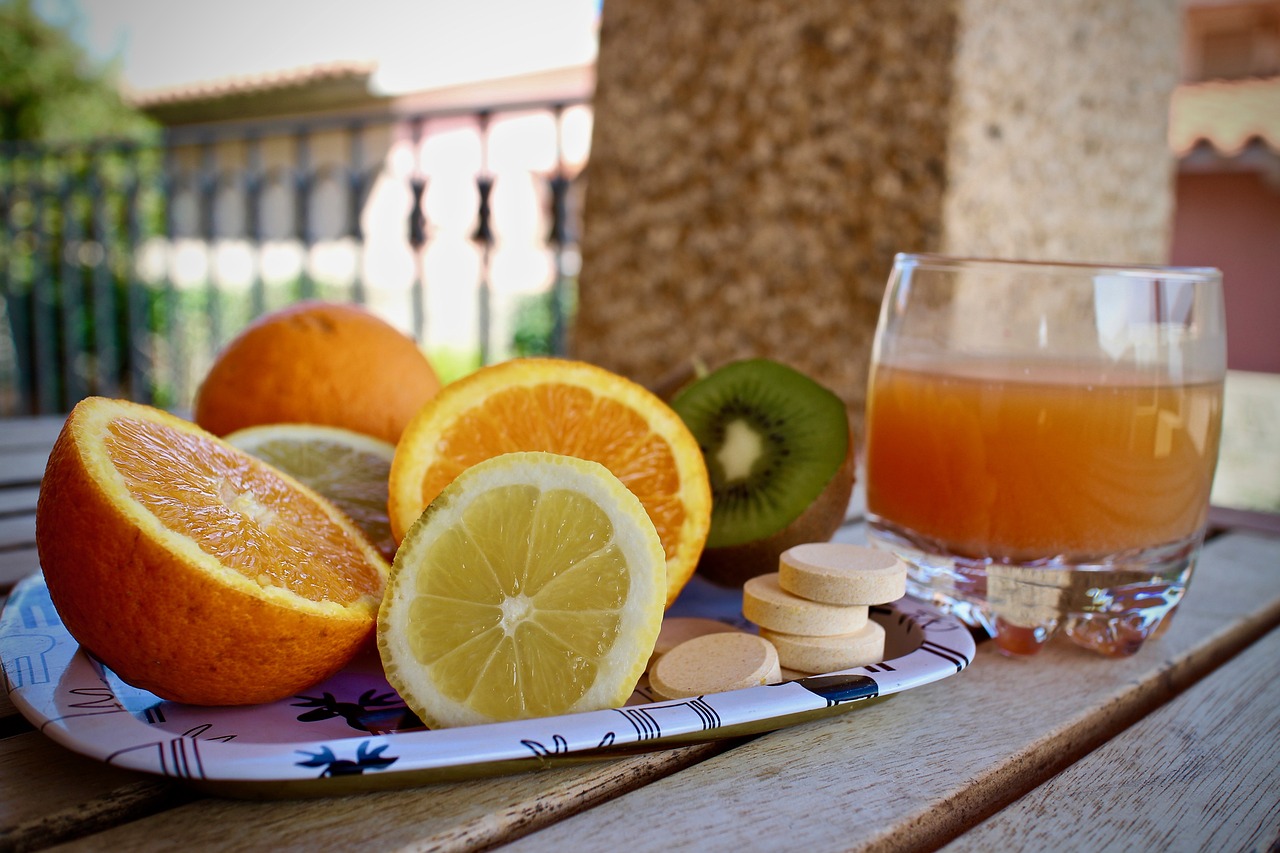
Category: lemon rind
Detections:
[{"x1": 379, "y1": 451, "x2": 666, "y2": 729}]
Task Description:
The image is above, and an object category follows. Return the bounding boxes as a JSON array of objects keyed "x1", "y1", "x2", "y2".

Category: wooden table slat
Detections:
[
  {"x1": 0, "y1": 486, "x2": 40, "y2": 516},
  {"x1": 0, "y1": 417, "x2": 65, "y2": 452},
  {"x1": 0, "y1": 733, "x2": 187, "y2": 851},
  {"x1": 0, "y1": 514, "x2": 36, "y2": 551},
  {"x1": 941, "y1": 626, "x2": 1280, "y2": 852},
  {"x1": 0, "y1": 548, "x2": 41, "y2": 592},
  {"x1": 43, "y1": 742, "x2": 732, "y2": 852},
  {"x1": 5, "y1": 532, "x2": 1279, "y2": 852},
  {"x1": 0, "y1": 502, "x2": 40, "y2": 592},
  {"x1": 3, "y1": 411, "x2": 1279, "y2": 852},
  {"x1": 0, "y1": 451, "x2": 48, "y2": 489},
  {"x1": 496, "y1": 530, "x2": 1280, "y2": 853},
  {"x1": 0, "y1": 592, "x2": 16, "y2": 726}
]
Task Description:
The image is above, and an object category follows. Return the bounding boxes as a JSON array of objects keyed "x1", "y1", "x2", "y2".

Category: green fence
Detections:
[{"x1": 1, "y1": 99, "x2": 587, "y2": 417}]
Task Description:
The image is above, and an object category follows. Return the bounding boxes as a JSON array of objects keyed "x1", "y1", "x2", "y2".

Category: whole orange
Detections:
[
  {"x1": 193, "y1": 301, "x2": 440, "y2": 444},
  {"x1": 36, "y1": 397, "x2": 390, "y2": 706}
]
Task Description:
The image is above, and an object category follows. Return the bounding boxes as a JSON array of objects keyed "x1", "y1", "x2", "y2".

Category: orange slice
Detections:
[
  {"x1": 388, "y1": 358, "x2": 711, "y2": 606},
  {"x1": 35, "y1": 397, "x2": 390, "y2": 706}
]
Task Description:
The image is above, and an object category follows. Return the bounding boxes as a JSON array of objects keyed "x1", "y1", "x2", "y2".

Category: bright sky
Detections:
[{"x1": 40, "y1": 0, "x2": 600, "y2": 94}]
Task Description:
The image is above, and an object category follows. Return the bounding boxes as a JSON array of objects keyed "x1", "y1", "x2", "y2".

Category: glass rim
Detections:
[{"x1": 894, "y1": 252, "x2": 1222, "y2": 283}]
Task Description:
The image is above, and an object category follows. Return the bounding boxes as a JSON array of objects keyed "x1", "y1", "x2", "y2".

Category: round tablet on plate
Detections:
[
  {"x1": 649, "y1": 632, "x2": 782, "y2": 699},
  {"x1": 742, "y1": 573, "x2": 869, "y2": 636},
  {"x1": 778, "y1": 543, "x2": 907, "y2": 605},
  {"x1": 759, "y1": 621, "x2": 886, "y2": 674},
  {"x1": 649, "y1": 616, "x2": 742, "y2": 665}
]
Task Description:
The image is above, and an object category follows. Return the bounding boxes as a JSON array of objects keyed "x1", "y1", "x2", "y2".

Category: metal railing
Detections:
[{"x1": 0, "y1": 96, "x2": 590, "y2": 417}]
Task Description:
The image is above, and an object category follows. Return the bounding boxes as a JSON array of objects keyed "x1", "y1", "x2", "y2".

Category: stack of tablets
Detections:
[
  {"x1": 742, "y1": 543, "x2": 908, "y2": 674},
  {"x1": 642, "y1": 544, "x2": 909, "y2": 698}
]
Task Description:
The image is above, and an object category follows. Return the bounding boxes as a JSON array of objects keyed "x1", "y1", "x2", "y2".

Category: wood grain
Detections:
[
  {"x1": 0, "y1": 451, "x2": 47, "y2": 489},
  {"x1": 0, "y1": 515, "x2": 35, "y2": 552},
  {"x1": 0, "y1": 486, "x2": 40, "y2": 517},
  {"x1": 0, "y1": 548, "x2": 40, "y2": 592},
  {"x1": 0, "y1": 490, "x2": 40, "y2": 590},
  {"x1": 0, "y1": 592, "x2": 15, "y2": 728},
  {"x1": 48, "y1": 742, "x2": 730, "y2": 852},
  {"x1": 941, "y1": 627, "x2": 1280, "y2": 852},
  {"x1": 0, "y1": 416, "x2": 63, "y2": 452},
  {"x1": 0, "y1": 696, "x2": 23, "y2": 738},
  {"x1": 3, "y1": 410, "x2": 1278, "y2": 852},
  {"x1": 0, "y1": 731, "x2": 184, "y2": 851},
  {"x1": 499, "y1": 531, "x2": 1280, "y2": 853},
  {"x1": 0, "y1": 431, "x2": 43, "y2": 591}
]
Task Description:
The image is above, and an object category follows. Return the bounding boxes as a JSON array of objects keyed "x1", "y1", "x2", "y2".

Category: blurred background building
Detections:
[
  {"x1": 1171, "y1": 0, "x2": 1280, "y2": 376},
  {"x1": 1, "y1": 0, "x2": 1276, "y2": 509}
]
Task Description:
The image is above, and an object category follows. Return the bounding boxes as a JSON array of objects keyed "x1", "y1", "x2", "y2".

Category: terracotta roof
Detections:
[
  {"x1": 128, "y1": 61, "x2": 1274, "y2": 158},
  {"x1": 1170, "y1": 75, "x2": 1280, "y2": 157},
  {"x1": 125, "y1": 61, "x2": 378, "y2": 108}
]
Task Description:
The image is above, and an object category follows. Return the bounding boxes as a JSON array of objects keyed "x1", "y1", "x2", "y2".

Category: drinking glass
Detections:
[{"x1": 863, "y1": 254, "x2": 1226, "y2": 657}]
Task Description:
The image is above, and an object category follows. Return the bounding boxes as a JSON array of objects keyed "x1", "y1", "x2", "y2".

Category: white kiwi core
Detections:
[{"x1": 717, "y1": 419, "x2": 764, "y2": 483}]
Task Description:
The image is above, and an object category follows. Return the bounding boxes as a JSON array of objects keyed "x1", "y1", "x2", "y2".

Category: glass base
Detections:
[{"x1": 867, "y1": 521, "x2": 1206, "y2": 658}]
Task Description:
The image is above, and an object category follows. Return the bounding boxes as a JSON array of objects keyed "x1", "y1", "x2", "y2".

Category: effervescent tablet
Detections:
[
  {"x1": 649, "y1": 616, "x2": 742, "y2": 666},
  {"x1": 743, "y1": 573, "x2": 869, "y2": 636},
  {"x1": 779, "y1": 543, "x2": 907, "y2": 605},
  {"x1": 649, "y1": 632, "x2": 782, "y2": 699},
  {"x1": 759, "y1": 621, "x2": 886, "y2": 674}
]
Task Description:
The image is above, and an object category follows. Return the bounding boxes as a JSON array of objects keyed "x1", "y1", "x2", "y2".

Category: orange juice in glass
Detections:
[{"x1": 864, "y1": 255, "x2": 1226, "y2": 657}]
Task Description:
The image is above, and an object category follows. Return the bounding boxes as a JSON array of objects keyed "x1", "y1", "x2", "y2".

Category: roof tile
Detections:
[
  {"x1": 126, "y1": 61, "x2": 377, "y2": 108},
  {"x1": 1170, "y1": 76, "x2": 1280, "y2": 157}
]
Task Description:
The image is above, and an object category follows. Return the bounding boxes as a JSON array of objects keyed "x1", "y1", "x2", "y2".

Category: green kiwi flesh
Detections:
[
  {"x1": 696, "y1": 432, "x2": 855, "y2": 587},
  {"x1": 670, "y1": 358, "x2": 851, "y2": 551}
]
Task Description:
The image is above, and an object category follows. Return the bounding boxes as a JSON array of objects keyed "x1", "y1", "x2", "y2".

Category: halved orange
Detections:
[
  {"x1": 35, "y1": 397, "x2": 390, "y2": 706},
  {"x1": 388, "y1": 358, "x2": 712, "y2": 606}
]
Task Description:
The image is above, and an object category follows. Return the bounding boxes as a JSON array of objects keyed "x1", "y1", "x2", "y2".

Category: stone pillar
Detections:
[{"x1": 574, "y1": 0, "x2": 1181, "y2": 436}]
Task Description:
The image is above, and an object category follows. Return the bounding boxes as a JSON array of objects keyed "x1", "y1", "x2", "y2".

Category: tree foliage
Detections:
[{"x1": 0, "y1": 0, "x2": 154, "y2": 143}]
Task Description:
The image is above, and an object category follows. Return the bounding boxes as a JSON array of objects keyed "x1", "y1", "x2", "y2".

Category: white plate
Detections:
[{"x1": 0, "y1": 572, "x2": 974, "y2": 797}]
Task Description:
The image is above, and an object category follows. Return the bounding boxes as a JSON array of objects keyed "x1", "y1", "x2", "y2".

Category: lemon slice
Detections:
[
  {"x1": 225, "y1": 423, "x2": 397, "y2": 560},
  {"x1": 377, "y1": 451, "x2": 667, "y2": 728}
]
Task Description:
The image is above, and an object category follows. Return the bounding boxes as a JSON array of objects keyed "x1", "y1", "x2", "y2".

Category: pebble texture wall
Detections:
[
  {"x1": 942, "y1": 0, "x2": 1181, "y2": 261},
  {"x1": 575, "y1": 0, "x2": 1180, "y2": 437}
]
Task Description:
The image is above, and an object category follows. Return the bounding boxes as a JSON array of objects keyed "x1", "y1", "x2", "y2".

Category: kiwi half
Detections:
[{"x1": 670, "y1": 358, "x2": 855, "y2": 586}]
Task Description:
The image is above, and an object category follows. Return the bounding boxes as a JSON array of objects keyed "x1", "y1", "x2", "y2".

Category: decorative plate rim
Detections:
[{"x1": 1, "y1": 572, "x2": 975, "y2": 796}]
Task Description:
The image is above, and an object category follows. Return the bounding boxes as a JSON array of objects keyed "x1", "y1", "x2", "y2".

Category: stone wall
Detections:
[
  {"x1": 575, "y1": 0, "x2": 1181, "y2": 438},
  {"x1": 943, "y1": 0, "x2": 1180, "y2": 260}
]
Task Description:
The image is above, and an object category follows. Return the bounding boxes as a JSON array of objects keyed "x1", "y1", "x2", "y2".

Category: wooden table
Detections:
[{"x1": 3, "y1": 414, "x2": 1279, "y2": 852}]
